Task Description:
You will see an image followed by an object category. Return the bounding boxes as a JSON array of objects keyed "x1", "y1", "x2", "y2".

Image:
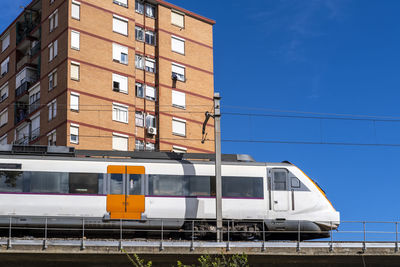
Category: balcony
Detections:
[
  {"x1": 29, "y1": 99, "x2": 40, "y2": 114},
  {"x1": 15, "y1": 68, "x2": 39, "y2": 98},
  {"x1": 16, "y1": 55, "x2": 30, "y2": 70},
  {"x1": 30, "y1": 41, "x2": 41, "y2": 57},
  {"x1": 16, "y1": 82, "x2": 30, "y2": 98},
  {"x1": 15, "y1": 136, "x2": 29, "y2": 145},
  {"x1": 16, "y1": 15, "x2": 41, "y2": 45},
  {"x1": 15, "y1": 104, "x2": 28, "y2": 125}
]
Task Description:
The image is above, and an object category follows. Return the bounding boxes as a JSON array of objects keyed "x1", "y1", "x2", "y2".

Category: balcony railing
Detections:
[
  {"x1": 30, "y1": 41, "x2": 41, "y2": 57},
  {"x1": 30, "y1": 127, "x2": 40, "y2": 141},
  {"x1": 16, "y1": 17, "x2": 41, "y2": 45},
  {"x1": 29, "y1": 99, "x2": 40, "y2": 114},
  {"x1": 15, "y1": 82, "x2": 30, "y2": 98},
  {"x1": 16, "y1": 56, "x2": 30, "y2": 70},
  {"x1": 15, "y1": 135, "x2": 29, "y2": 145}
]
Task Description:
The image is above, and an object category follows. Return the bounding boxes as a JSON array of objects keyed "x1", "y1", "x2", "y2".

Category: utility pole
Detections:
[{"x1": 202, "y1": 92, "x2": 222, "y2": 242}]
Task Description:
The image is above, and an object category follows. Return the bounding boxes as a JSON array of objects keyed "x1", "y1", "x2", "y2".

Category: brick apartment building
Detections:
[{"x1": 0, "y1": 0, "x2": 215, "y2": 153}]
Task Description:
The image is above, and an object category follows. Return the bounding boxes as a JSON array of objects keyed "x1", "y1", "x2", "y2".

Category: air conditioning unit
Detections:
[{"x1": 147, "y1": 127, "x2": 157, "y2": 135}]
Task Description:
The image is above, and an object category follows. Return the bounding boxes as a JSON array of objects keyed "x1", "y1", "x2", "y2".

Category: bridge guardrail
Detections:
[{"x1": 0, "y1": 216, "x2": 398, "y2": 252}]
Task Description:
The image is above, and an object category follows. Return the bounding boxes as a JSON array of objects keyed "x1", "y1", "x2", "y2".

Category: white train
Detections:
[{"x1": 0, "y1": 146, "x2": 340, "y2": 240}]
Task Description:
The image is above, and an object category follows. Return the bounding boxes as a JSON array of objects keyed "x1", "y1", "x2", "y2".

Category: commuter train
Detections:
[{"x1": 0, "y1": 146, "x2": 340, "y2": 240}]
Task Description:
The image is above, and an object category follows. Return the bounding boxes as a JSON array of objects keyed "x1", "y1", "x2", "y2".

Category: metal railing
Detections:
[{"x1": 0, "y1": 216, "x2": 398, "y2": 252}]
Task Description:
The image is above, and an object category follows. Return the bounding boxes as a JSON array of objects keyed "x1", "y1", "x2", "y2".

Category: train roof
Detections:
[{"x1": 0, "y1": 145, "x2": 293, "y2": 167}]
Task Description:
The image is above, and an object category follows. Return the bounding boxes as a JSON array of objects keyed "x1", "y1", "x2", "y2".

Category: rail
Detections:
[{"x1": 0, "y1": 216, "x2": 398, "y2": 252}]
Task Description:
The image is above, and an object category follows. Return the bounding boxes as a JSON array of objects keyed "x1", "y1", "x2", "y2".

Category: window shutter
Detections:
[
  {"x1": 171, "y1": 36, "x2": 185, "y2": 54},
  {"x1": 54, "y1": 40, "x2": 58, "y2": 57},
  {"x1": 1, "y1": 33, "x2": 10, "y2": 52},
  {"x1": 113, "y1": 134, "x2": 128, "y2": 151},
  {"x1": 113, "y1": 16, "x2": 128, "y2": 35},
  {"x1": 71, "y1": 31, "x2": 80, "y2": 50},
  {"x1": 71, "y1": 63, "x2": 80, "y2": 80},
  {"x1": 72, "y1": 2, "x2": 80, "y2": 19},
  {"x1": 172, "y1": 64, "x2": 185, "y2": 75},
  {"x1": 112, "y1": 74, "x2": 128, "y2": 93},
  {"x1": 70, "y1": 93, "x2": 79, "y2": 111},
  {"x1": 145, "y1": 59, "x2": 155, "y2": 69},
  {"x1": 146, "y1": 86, "x2": 155, "y2": 99},
  {"x1": 31, "y1": 116, "x2": 40, "y2": 130},
  {"x1": 172, "y1": 118, "x2": 186, "y2": 136},
  {"x1": 171, "y1": 11, "x2": 184, "y2": 28},
  {"x1": 0, "y1": 110, "x2": 7, "y2": 125},
  {"x1": 172, "y1": 90, "x2": 185, "y2": 108}
]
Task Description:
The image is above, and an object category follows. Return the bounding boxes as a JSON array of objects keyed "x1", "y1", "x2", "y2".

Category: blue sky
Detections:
[{"x1": 1, "y1": 0, "x2": 399, "y2": 232}]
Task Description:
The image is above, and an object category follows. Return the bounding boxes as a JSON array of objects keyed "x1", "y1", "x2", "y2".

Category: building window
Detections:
[
  {"x1": 136, "y1": 82, "x2": 144, "y2": 98},
  {"x1": 171, "y1": 36, "x2": 185, "y2": 54},
  {"x1": 47, "y1": 130, "x2": 56, "y2": 146},
  {"x1": 146, "y1": 142, "x2": 155, "y2": 151},
  {"x1": 1, "y1": 32, "x2": 10, "y2": 52},
  {"x1": 135, "y1": 139, "x2": 144, "y2": 151},
  {"x1": 172, "y1": 145, "x2": 187, "y2": 153},
  {"x1": 48, "y1": 40, "x2": 58, "y2": 61},
  {"x1": 70, "y1": 62, "x2": 80, "y2": 80},
  {"x1": 172, "y1": 117, "x2": 186, "y2": 137},
  {"x1": 70, "y1": 124, "x2": 79, "y2": 144},
  {"x1": 172, "y1": 90, "x2": 185, "y2": 109},
  {"x1": 145, "y1": 30, "x2": 156, "y2": 45},
  {"x1": 70, "y1": 92, "x2": 79, "y2": 111},
  {"x1": 113, "y1": 15, "x2": 128, "y2": 36},
  {"x1": 171, "y1": 10, "x2": 184, "y2": 28},
  {"x1": 48, "y1": 99, "x2": 57, "y2": 121},
  {"x1": 0, "y1": 134, "x2": 7, "y2": 145},
  {"x1": 112, "y1": 133, "x2": 129, "y2": 151},
  {"x1": 112, "y1": 103, "x2": 129, "y2": 123},
  {"x1": 135, "y1": 0, "x2": 144, "y2": 14},
  {"x1": 146, "y1": 114, "x2": 156, "y2": 128},
  {"x1": 49, "y1": 9, "x2": 58, "y2": 32},
  {"x1": 113, "y1": 43, "x2": 128, "y2": 64},
  {"x1": 1, "y1": 57, "x2": 9, "y2": 77},
  {"x1": 135, "y1": 54, "x2": 143, "y2": 69},
  {"x1": 145, "y1": 4, "x2": 156, "y2": 18},
  {"x1": 72, "y1": 1, "x2": 80, "y2": 20},
  {"x1": 48, "y1": 69, "x2": 57, "y2": 90},
  {"x1": 71, "y1": 30, "x2": 80, "y2": 50},
  {"x1": 135, "y1": 111, "x2": 144, "y2": 127},
  {"x1": 30, "y1": 115, "x2": 40, "y2": 140},
  {"x1": 112, "y1": 73, "x2": 128, "y2": 94},
  {"x1": 145, "y1": 58, "x2": 156, "y2": 73},
  {"x1": 29, "y1": 88, "x2": 40, "y2": 107},
  {"x1": 172, "y1": 63, "x2": 185, "y2": 82},
  {"x1": 113, "y1": 0, "x2": 128, "y2": 8},
  {"x1": 0, "y1": 82, "x2": 8, "y2": 102},
  {"x1": 145, "y1": 85, "x2": 156, "y2": 101},
  {"x1": 135, "y1": 26, "x2": 144, "y2": 41},
  {"x1": 0, "y1": 108, "x2": 8, "y2": 127}
]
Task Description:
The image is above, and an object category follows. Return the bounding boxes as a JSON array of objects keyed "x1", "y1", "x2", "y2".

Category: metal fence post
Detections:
[
  {"x1": 81, "y1": 218, "x2": 85, "y2": 250},
  {"x1": 395, "y1": 222, "x2": 398, "y2": 253},
  {"x1": 43, "y1": 217, "x2": 48, "y2": 250},
  {"x1": 119, "y1": 219, "x2": 123, "y2": 250},
  {"x1": 329, "y1": 221, "x2": 333, "y2": 252},
  {"x1": 296, "y1": 220, "x2": 301, "y2": 252},
  {"x1": 190, "y1": 220, "x2": 194, "y2": 252},
  {"x1": 362, "y1": 221, "x2": 366, "y2": 253},
  {"x1": 262, "y1": 222, "x2": 266, "y2": 252},
  {"x1": 159, "y1": 219, "x2": 164, "y2": 251},
  {"x1": 226, "y1": 220, "x2": 230, "y2": 252},
  {"x1": 7, "y1": 217, "x2": 12, "y2": 249}
]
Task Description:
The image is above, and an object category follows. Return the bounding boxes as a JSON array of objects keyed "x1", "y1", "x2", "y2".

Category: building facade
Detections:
[{"x1": 0, "y1": 0, "x2": 215, "y2": 153}]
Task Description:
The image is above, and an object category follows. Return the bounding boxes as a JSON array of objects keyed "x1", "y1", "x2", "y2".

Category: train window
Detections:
[
  {"x1": 110, "y1": 174, "x2": 123, "y2": 194},
  {"x1": 222, "y1": 177, "x2": 264, "y2": 198},
  {"x1": 128, "y1": 174, "x2": 142, "y2": 195},
  {"x1": 26, "y1": 172, "x2": 69, "y2": 193},
  {"x1": 291, "y1": 177, "x2": 300, "y2": 188},
  {"x1": 69, "y1": 173, "x2": 99, "y2": 194},
  {"x1": 188, "y1": 175, "x2": 211, "y2": 196},
  {"x1": 148, "y1": 175, "x2": 187, "y2": 196},
  {"x1": 273, "y1": 171, "x2": 287, "y2": 191},
  {"x1": 0, "y1": 171, "x2": 23, "y2": 192}
]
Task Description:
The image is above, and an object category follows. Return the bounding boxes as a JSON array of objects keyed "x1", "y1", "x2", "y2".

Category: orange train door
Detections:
[{"x1": 107, "y1": 166, "x2": 145, "y2": 220}]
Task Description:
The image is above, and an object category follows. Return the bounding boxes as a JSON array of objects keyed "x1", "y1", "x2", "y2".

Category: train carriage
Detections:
[{"x1": 0, "y1": 146, "x2": 340, "y2": 240}]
